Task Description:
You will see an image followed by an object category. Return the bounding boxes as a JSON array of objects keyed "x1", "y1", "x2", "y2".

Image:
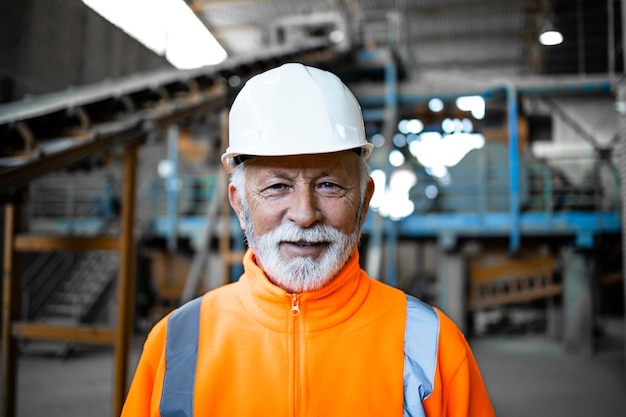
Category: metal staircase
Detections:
[
  {"x1": 34, "y1": 251, "x2": 118, "y2": 325},
  {"x1": 20, "y1": 172, "x2": 121, "y2": 327}
]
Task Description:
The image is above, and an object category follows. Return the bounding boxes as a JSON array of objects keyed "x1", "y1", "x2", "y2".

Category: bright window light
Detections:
[
  {"x1": 370, "y1": 168, "x2": 418, "y2": 220},
  {"x1": 442, "y1": 118, "x2": 455, "y2": 133},
  {"x1": 82, "y1": 0, "x2": 227, "y2": 69},
  {"x1": 406, "y1": 133, "x2": 419, "y2": 144},
  {"x1": 456, "y1": 95, "x2": 485, "y2": 120},
  {"x1": 371, "y1": 133, "x2": 385, "y2": 148},
  {"x1": 376, "y1": 170, "x2": 417, "y2": 220},
  {"x1": 407, "y1": 119, "x2": 424, "y2": 134},
  {"x1": 462, "y1": 118, "x2": 473, "y2": 132},
  {"x1": 398, "y1": 119, "x2": 424, "y2": 135},
  {"x1": 369, "y1": 169, "x2": 387, "y2": 209},
  {"x1": 387, "y1": 169, "x2": 417, "y2": 220},
  {"x1": 425, "y1": 184, "x2": 439, "y2": 199},
  {"x1": 389, "y1": 169, "x2": 417, "y2": 193},
  {"x1": 389, "y1": 149, "x2": 405, "y2": 167},
  {"x1": 409, "y1": 132, "x2": 485, "y2": 171},
  {"x1": 393, "y1": 133, "x2": 407, "y2": 147},
  {"x1": 426, "y1": 165, "x2": 449, "y2": 180},
  {"x1": 396, "y1": 200, "x2": 415, "y2": 219},
  {"x1": 398, "y1": 120, "x2": 409, "y2": 134},
  {"x1": 428, "y1": 98, "x2": 444, "y2": 112}
]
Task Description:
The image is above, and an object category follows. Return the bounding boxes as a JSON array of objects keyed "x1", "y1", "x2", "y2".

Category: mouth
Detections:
[
  {"x1": 286, "y1": 240, "x2": 325, "y2": 247},
  {"x1": 281, "y1": 240, "x2": 329, "y2": 254}
]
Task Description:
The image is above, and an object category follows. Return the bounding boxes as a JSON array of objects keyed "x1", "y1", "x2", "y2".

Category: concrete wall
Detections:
[{"x1": 0, "y1": 0, "x2": 170, "y2": 102}]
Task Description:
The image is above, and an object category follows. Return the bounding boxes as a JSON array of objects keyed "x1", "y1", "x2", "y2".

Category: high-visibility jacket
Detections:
[{"x1": 122, "y1": 249, "x2": 495, "y2": 417}]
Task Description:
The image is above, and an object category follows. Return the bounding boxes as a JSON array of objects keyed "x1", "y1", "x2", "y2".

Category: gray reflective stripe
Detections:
[
  {"x1": 403, "y1": 294, "x2": 439, "y2": 417},
  {"x1": 160, "y1": 296, "x2": 203, "y2": 417}
]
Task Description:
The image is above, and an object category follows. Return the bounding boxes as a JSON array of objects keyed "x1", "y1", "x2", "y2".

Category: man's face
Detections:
[{"x1": 229, "y1": 151, "x2": 374, "y2": 293}]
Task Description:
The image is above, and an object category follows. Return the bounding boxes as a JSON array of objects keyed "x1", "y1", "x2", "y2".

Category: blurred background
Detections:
[{"x1": 0, "y1": 0, "x2": 625, "y2": 416}]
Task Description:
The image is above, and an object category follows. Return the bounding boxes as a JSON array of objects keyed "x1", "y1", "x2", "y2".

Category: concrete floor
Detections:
[
  {"x1": 473, "y1": 335, "x2": 626, "y2": 417},
  {"x1": 15, "y1": 329, "x2": 626, "y2": 417}
]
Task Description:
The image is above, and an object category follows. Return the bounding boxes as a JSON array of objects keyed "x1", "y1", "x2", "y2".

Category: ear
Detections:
[
  {"x1": 359, "y1": 177, "x2": 375, "y2": 227},
  {"x1": 228, "y1": 183, "x2": 247, "y2": 230}
]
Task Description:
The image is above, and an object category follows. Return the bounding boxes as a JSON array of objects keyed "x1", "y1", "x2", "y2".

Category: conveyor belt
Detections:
[{"x1": 0, "y1": 40, "x2": 338, "y2": 196}]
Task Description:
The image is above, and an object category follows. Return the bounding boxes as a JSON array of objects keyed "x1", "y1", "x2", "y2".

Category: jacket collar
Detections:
[{"x1": 237, "y1": 248, "x2": 371, "y2": 331}]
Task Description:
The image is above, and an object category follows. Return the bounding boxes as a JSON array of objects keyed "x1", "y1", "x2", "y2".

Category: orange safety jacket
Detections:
[{"x1": 122, "y1": 249, "x2": 495, "y2": 417}]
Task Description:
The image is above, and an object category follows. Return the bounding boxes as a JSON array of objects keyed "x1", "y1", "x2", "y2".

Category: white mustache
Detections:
[{"x1": 266, "y1": 222, "x2": 342, "y2": 245}]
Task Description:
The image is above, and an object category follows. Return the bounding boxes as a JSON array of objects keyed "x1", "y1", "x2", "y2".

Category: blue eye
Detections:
[
  {"x1": 317, "y1": 182, "x2": 347, "y2": 197},
  {"x1": 261, "y1": 183, "x2": 290, "y2": 196}
]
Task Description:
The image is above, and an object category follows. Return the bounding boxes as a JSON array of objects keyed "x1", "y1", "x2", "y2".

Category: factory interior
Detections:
[{"x1": 1, "y1": 0, "x2": 626, "y2": 416}]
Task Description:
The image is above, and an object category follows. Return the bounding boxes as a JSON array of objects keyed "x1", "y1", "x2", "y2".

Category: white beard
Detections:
[{"x1": 242, "y1": 204, "x2": 361, "y2": 293}]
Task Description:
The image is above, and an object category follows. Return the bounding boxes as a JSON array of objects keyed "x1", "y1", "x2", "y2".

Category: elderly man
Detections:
[{"x1": 121, "y1": 63, "x2": 495, "y2": 417}]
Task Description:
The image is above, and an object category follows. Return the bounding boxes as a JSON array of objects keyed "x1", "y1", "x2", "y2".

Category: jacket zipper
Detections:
[
  {"x1": 290, "y1": 294, "x2": 300, "y2": 316},
  {"x1": 290, "y1": 294, "x2": 301, "y2": 417}
]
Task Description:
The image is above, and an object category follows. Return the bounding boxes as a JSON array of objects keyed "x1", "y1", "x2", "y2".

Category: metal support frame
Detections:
[
  {"x1": 113, "y1": 142, "x2": 138, "y2": 414},
  {"x1": 359, "y1": 48, "x2": 399, "y2": 283},
  {"x1": 357, "y1": 78, "x2": 618, "y2": 247},
  {"x1": 505, "y1": 83, "x2": 521, "y2": 253},
  {"x1": 616, "y1": 64, "x2": 626, "y2": 380},
  {"x1": 0, "y1": 142, "x2": 138, "y2": 417},
  {"x1": 2, "y1": 203, "x2": 21, "y2": 417},
  {"x1": 436, "y1": 250, "x2": 466, "y2": 333},
  {"x1": 562, "y1": 248, "x2": 594, "y2": 355}
]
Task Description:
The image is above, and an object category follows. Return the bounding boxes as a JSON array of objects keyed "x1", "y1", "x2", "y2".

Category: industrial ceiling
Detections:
[
  {"x1": 0, "y1": 0, "x2": 621, "y2": 194},
  {"x1": 193, "y1": 0, "x2": 622, "y2": 84}
]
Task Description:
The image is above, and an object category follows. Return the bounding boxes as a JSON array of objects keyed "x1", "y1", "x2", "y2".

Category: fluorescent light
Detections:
[
  {"x1": 329, "y1": 30, "x2": 345, "y2": 43},
  {"x1": 82, "y1": 0, "x2": 227, "y2": 69}
]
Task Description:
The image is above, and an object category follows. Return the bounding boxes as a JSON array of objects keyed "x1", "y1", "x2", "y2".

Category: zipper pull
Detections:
[{"x1": 290, "y1": 294, "x2": 300, "y2": 316}]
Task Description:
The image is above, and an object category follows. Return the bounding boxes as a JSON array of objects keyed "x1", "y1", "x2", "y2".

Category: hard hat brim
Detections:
[{"x1": 221, "y1": 143, "x2": 373, "y2": 172}]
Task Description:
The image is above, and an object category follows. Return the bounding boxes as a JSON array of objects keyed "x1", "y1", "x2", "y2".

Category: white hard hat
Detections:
[{"x1": 221, "y1": 63, "x2": 373, "y2": 172}]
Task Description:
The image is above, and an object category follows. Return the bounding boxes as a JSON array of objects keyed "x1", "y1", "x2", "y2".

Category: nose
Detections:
[{"x1": 287, "y1": 187, "x2": 321, "y2": 228}]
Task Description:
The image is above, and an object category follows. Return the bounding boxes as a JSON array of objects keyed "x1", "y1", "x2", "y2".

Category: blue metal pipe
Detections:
[
  {"x1": 356, "y1": 79, "x2": 612, "y2": 108},
  {"x1": 357, "y1": 49, "x2": 399, "y2": 283},
  {"x1": 505, "y1": 83, "x2": 521, "y2": 253},
  {"x1": 382, "y1": 55, "x2": 399, "y2": 284}
]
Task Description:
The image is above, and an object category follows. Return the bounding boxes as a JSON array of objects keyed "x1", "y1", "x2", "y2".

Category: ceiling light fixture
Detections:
[
  {"x1": 539, "y1": 29, "x2": 563, "y2": 46},
  {"x1": 82, "y1": 0, "x2": 227, "y2": 69},
  {"x1": 539, "y1": 21, "x2": 563, "y2": 46}
]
